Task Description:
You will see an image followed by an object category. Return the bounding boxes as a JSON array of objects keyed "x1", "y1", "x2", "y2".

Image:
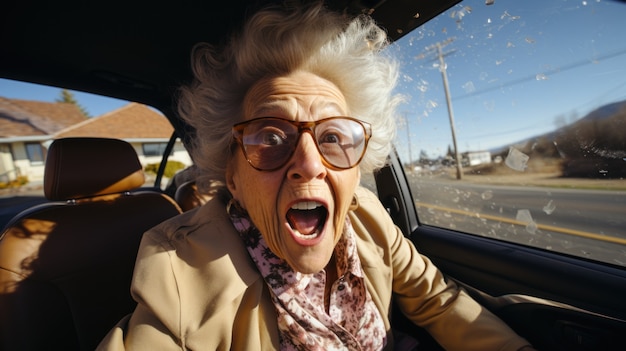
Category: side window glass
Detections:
[
  {"x1": 25, "y1": 142, "x2": 44, "y2": 164},
  {"x1": 142, "y1": 142, "x2": 170, "y2": 157},
  {"x1": 390, "y1": 0, "x2": 626, "y2": 266},
  {"x1": 0, "y1": 79, "x2": 191, "y2": 191}
]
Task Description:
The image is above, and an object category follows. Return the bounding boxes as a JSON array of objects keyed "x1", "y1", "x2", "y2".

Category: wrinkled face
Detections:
[{"x1": 226, "y1": 71, "x2": 361, "y2": 274}]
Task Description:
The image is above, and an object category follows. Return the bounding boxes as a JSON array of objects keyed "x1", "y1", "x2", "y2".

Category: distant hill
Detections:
[
  {"x1": 580, "y1": 100, "x2": 626, "y2": 122},
  {"x1": 491, "y1": 99, "x2": 626, "y2": 178}
]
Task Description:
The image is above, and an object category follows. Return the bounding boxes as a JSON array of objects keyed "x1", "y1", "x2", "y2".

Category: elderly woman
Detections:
[{"x1": 98, "y1": 2, "x2": 535, "y2": 351}]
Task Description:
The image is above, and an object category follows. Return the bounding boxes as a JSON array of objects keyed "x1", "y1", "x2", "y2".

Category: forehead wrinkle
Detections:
[
  {"x1": 243, "y1": 72, "x2": 348, "y2": 120},
  {"x1": 248, "y1": 96, "x2": 347, "y2": 121},
  {"x1": 251, "y1": 99, "x2": 293, "y2": 118}
]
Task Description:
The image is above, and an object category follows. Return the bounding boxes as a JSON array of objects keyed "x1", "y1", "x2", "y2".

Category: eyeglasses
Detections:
[{"x1": 232, "y1": 116, "x2": 372, "y2": 171}]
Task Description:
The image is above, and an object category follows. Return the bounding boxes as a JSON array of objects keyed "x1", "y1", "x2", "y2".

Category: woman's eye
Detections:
[
  {"x1": 320, "y1": 134, "x2": 339, "y2": 143},
  {"x1": 261, "y1": 132, "x2": 285, "y2": 145},
  {"x1": 320, "y1": 133, "x2": 342, "y2": 144}
]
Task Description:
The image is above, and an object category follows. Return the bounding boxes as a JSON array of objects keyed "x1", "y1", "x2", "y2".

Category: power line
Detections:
[{"x1": 454, "y1": 47, "x2": 626, "y2": 101}]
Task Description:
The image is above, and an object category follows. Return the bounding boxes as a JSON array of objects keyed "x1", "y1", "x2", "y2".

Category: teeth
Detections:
[
  {"x1": 293, "y1": 228, "x2": 320, "y2": 240},
  {"x1": 291, "y1": 201, "x2": 323, "y2": 210}
]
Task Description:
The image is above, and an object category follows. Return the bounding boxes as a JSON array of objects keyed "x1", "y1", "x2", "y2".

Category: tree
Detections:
[
  {"x1": 56, "y1": 89, "x2": 91, "y2": 117},
  {"x1": 419, "y1": 149, "x2": 430, "y2": 165},
  {"x1": 446, "y1": 144, "x2": 455, "y2": 158}
]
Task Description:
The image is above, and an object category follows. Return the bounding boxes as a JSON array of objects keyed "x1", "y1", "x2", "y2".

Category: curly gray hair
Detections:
[{"x1": 177, "y1": 2, "x2": 401, "y2": 190}]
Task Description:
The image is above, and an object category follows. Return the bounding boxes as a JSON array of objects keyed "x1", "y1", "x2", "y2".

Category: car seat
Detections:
[
  {"x1": 0, "y1": 137, "x2": 182, "y2": 351},
  {"x1": 174, "y1": 179, "x2": 213, "y2": 211}
]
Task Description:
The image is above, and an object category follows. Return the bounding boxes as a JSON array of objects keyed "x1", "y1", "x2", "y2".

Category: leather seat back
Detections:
[
  {"x1": 174, "y1": 180, "x2": 213, "y2": 211},
  {"x1": 0, "y1": 137, "x2": 182, "y2": 350}
]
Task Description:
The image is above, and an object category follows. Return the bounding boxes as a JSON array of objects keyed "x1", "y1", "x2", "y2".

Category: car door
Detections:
[{"x1": 374, "y1": 0, "x2": 626, "y2": 349}]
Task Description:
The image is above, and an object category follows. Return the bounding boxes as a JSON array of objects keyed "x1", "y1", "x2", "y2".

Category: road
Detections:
[{"x1": 408, "y1": 176, "x2": 626, "y2": 266}]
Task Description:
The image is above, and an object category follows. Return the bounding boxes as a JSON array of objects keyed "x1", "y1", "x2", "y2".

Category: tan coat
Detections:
[{"x1": 97, "y1": 187, "x2": 530, "y2": 351}]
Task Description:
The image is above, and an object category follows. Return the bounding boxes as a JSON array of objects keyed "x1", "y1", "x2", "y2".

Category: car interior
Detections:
[
  {"x1": 0, "y1": 137, "x2": 182, "y2": 349},
  {"x1": 1, "y1": 0, "x2": 625, "y2": 350}
]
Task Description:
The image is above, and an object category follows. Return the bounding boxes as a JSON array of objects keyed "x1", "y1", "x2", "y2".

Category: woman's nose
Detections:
[{"x1": 287, "y1": 132, "x2": 327, "y2": 181}]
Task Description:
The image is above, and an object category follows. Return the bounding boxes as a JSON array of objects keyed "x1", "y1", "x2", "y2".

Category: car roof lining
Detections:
[{"x1": 0, "y1": 0, "x2": 460, "y2": 129}]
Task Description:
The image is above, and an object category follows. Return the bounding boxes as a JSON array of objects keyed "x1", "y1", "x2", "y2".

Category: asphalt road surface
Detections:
[{"x1": 409, "y1": 177, "x2": 626, "y2": 266}]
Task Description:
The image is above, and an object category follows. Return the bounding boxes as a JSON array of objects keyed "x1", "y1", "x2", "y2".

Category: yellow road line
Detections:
[{"x1": 416, "y1": 202, "x2": 626, "y2": 246}]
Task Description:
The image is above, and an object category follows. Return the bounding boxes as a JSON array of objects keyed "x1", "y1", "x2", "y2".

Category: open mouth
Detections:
[{"x1": 286, "y1": 200, "x2": 328, "y2": 240}]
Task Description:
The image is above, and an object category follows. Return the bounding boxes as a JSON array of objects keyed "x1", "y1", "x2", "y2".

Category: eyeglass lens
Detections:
[{"x1": 239, "y1": 118, "x2": 368, "y2": 170}]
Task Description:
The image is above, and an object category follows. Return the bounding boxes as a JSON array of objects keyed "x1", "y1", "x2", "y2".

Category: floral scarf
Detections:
[{"x1": 228, "y1": 203, "x2": 387, "y2": 350}]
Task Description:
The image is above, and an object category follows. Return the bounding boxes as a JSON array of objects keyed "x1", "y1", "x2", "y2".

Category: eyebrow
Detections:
[
  {"x1": 251, "y1": 100, "x2": 289, "y2": 117},
  {"x1": 251, "y1": 100, "x2": 347, "y2": 119}
]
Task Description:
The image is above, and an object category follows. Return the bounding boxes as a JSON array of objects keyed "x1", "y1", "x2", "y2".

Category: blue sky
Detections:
[
  {"x1": 1, "y1": 0, "x2": 625, "y2": 162},
  {"x1": 0, "y1": 78, "x2": 128, "y2": 117},
  {"x1": 388, "y1": 0, "x2": 626, "y2": 160}
]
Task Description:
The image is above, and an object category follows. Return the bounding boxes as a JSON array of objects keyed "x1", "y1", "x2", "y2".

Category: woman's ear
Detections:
[{"x1": 225, "y1": 161, "x2": 238, "y2": 196}]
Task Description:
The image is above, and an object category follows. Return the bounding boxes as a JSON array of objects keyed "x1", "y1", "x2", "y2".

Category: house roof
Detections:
[
  {"x1": 0, "y1": 97, "x2": 87, "y2": 137},
  {"x1": 55, "y1": 102, "x2": 173, "y2": 139}
]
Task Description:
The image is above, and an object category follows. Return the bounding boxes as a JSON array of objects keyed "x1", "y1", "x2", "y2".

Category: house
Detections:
[
  {"x1": 55, "y1": 102, "x2": 191, "y2": 170},
  {"x1": 0, "y1": 97, "x2": 191, "y2": 185},
  {"x1": 0, "y1": 97, "x2": 87, "y2": 183}
]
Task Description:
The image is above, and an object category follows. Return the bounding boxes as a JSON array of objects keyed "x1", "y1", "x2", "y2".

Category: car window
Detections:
[
  {"x1": 388, "y1": 0, "x2": 626, "y2": 266},
  {"x1": 0, "y1": 79, "x2": 192, "y2": 228}
]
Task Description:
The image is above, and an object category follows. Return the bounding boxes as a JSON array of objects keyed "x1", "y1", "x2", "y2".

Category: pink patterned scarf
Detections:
[{"x1": 228, "y1": 203, "x2": 387, "y2": 350}]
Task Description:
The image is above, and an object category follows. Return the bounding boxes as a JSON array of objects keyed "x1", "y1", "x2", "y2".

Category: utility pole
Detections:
[{"x1": 418, "y1": 37, "x2": 463, "y2": 180}]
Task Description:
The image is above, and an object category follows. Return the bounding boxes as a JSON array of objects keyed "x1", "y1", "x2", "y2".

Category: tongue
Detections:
[{"x1": 287, "y1": 208, "x2": 323, "y2": 235}]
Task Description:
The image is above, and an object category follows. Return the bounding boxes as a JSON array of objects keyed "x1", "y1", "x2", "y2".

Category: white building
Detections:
[{"x1": 464, "y1": 151, "x2": 492, "y2": 167}]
